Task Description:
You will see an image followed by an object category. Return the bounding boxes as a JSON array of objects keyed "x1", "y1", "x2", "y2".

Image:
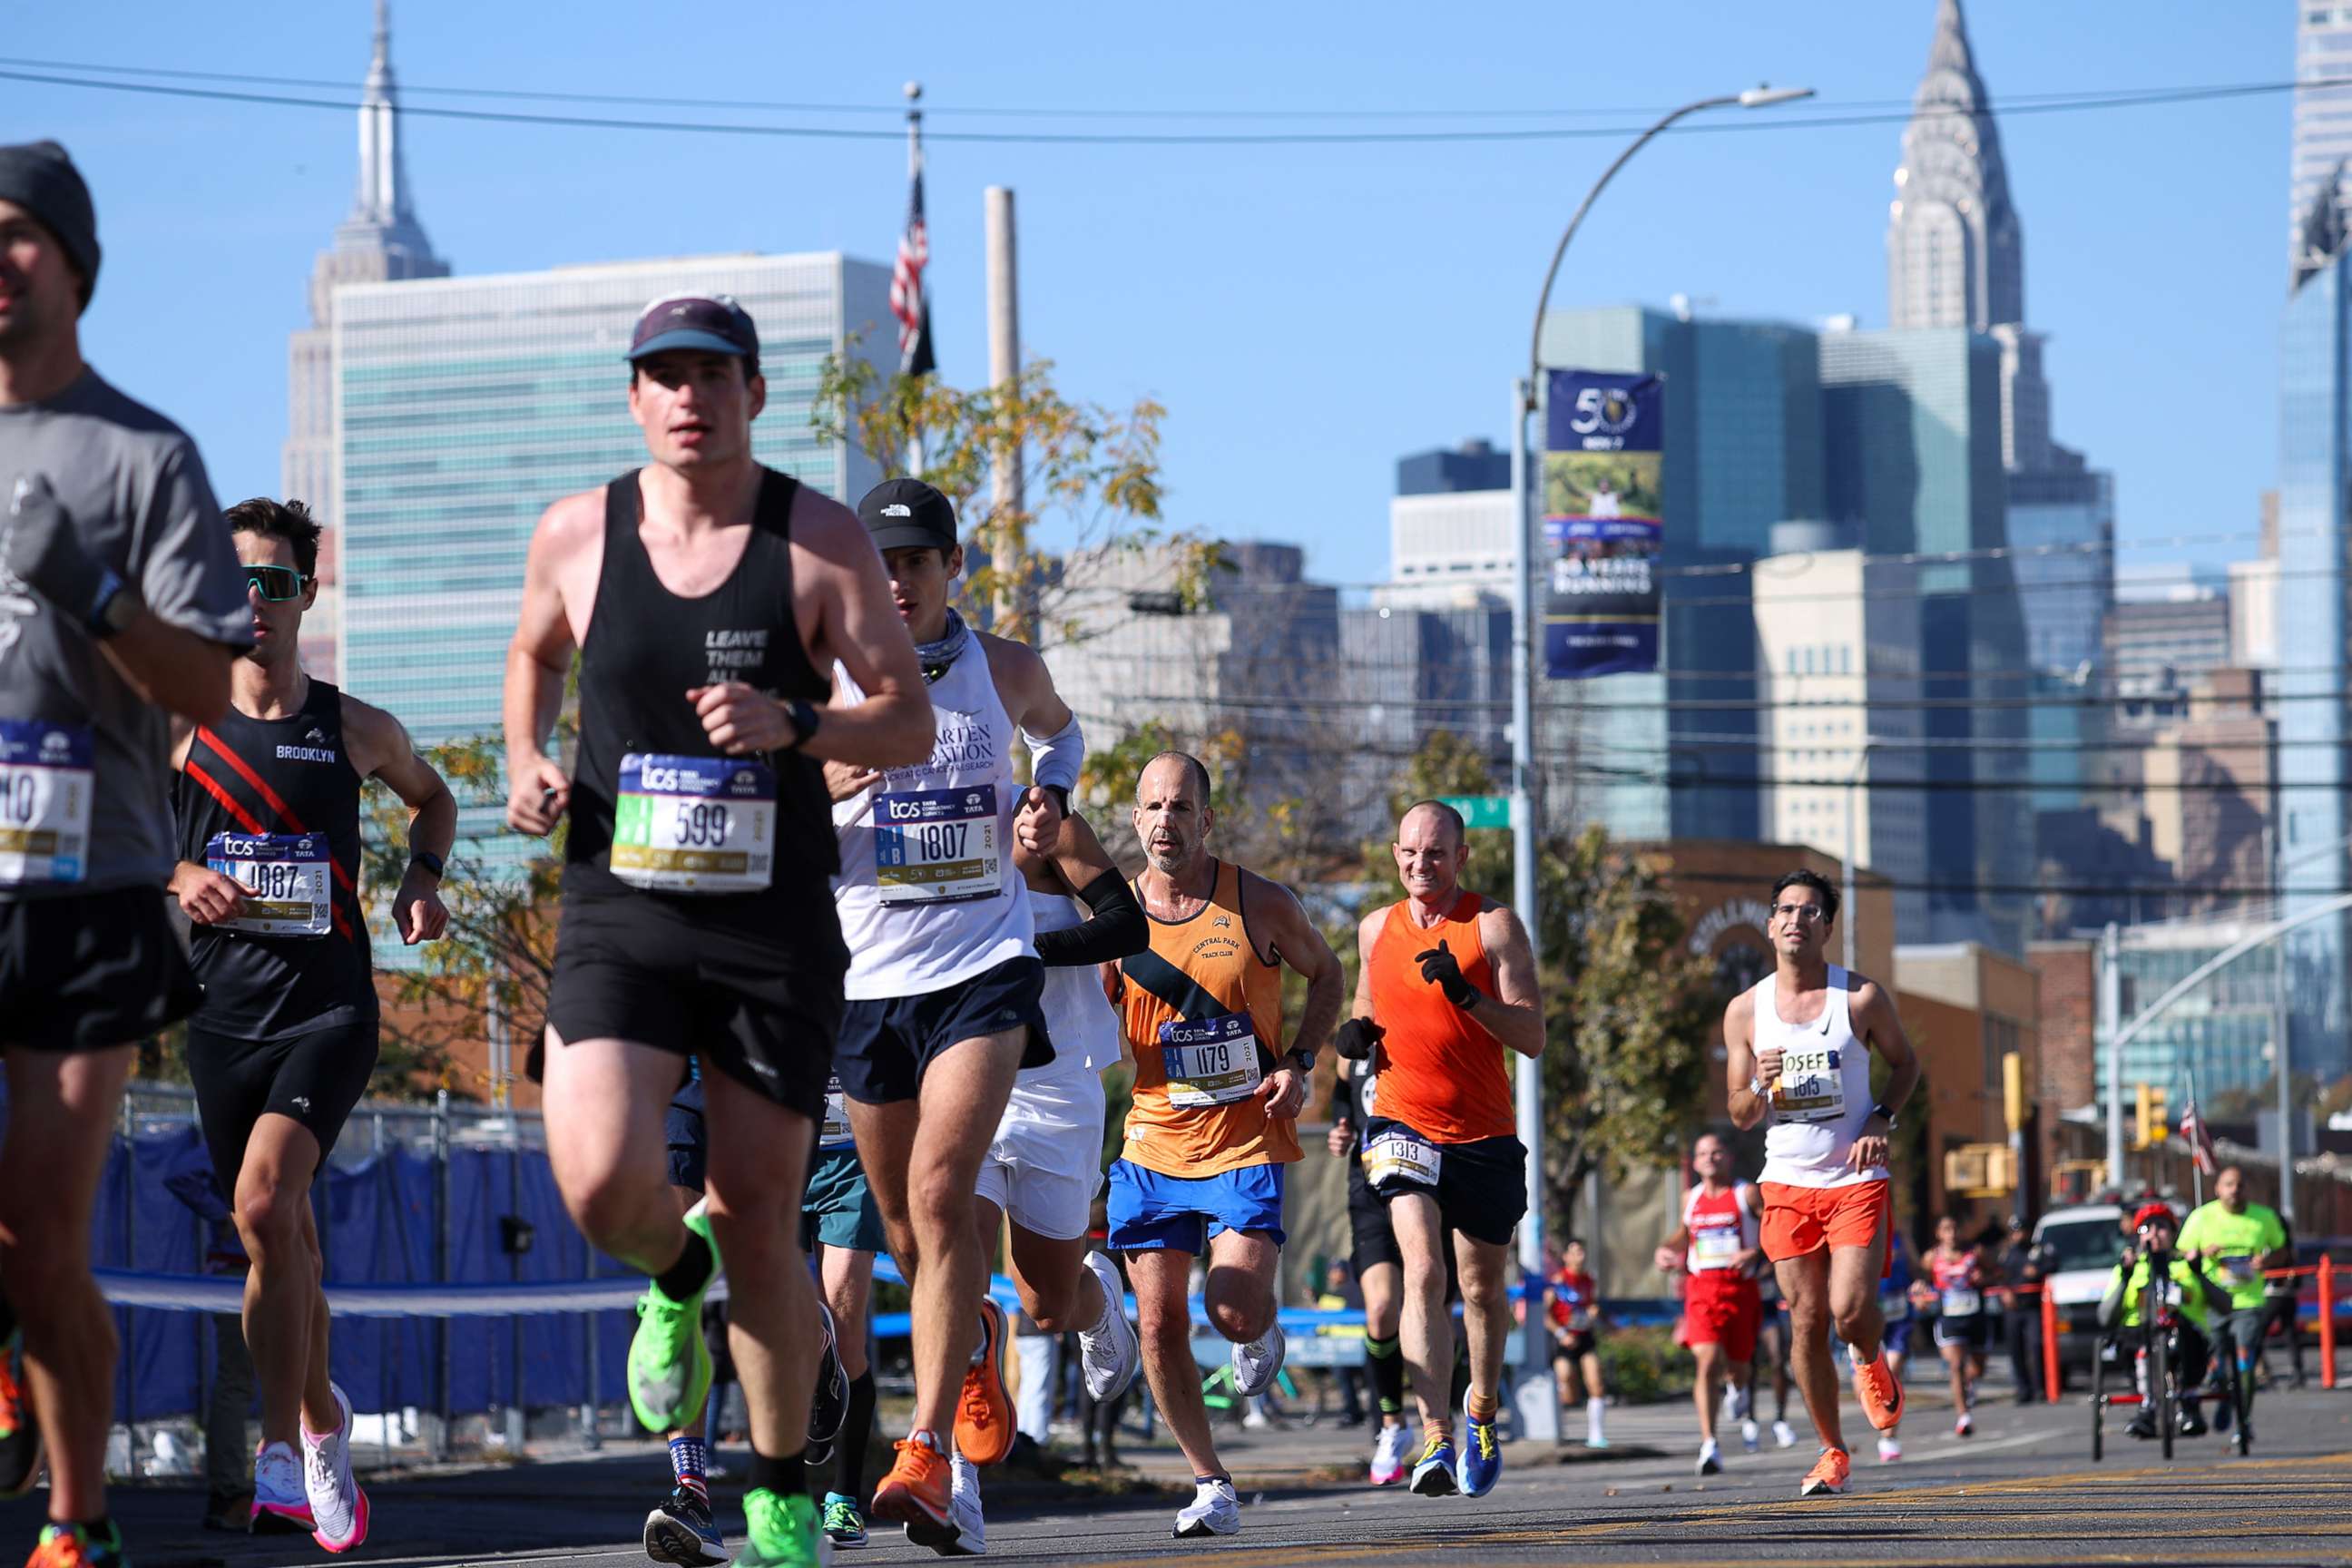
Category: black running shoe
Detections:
[
  {"x1": 643, "y1": 1484, "x2": 730, "y2": 1567},
  {"x1": 805, "y1": 1302, "x2": 848, "y2": 1464},
  {"x1": 0, "y1": 1331, "x2": 40, "y2": 1498}
]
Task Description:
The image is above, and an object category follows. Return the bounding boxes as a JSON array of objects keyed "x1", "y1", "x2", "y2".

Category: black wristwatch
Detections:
[
  {"x1": 1284, "y1": 1048, "x2": 1316, "y2": 1078},
  {"x1": 783, "y1": 698, "x2": 822, "y2": 751},
  {"x1": 1869, "y1": 1102, "x2": 1898, "y2": 1131},
  {"x1": 408, "y1": 848, "x2": 446, "y2": 881},
  {"x1": 1040, "y1": 783, "x2": 1071, "y2": 815}
]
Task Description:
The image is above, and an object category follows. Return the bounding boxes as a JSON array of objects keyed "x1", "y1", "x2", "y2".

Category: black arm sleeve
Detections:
[{"x1": 1034, "y1": 869, "x2": 1149, "y2": 967}]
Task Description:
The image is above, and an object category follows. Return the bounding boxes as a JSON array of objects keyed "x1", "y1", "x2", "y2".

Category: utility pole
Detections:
[
  {"x1": 2268, "y1": 825, "x2": 2296, "y2": 1223},
  {"x1": 2102, "y1": 920, "x2": 2122, "y2": 1190},
  {"x1": 985, "y1": 186, "x2": 1024, "y2": 635}
]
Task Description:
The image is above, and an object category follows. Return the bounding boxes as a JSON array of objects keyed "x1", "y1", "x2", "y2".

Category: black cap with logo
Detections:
[
  {"x1": 858, "y1": 478, "x2": 959, "y2": 555},
  {"x1": 627, "y1": 294, "x2": 760, "y2": 365}
]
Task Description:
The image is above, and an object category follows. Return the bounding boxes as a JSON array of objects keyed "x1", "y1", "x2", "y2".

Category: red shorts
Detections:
[
  {"x1": 1759, "y1": 1180, "x2": 1892, "y2": 1276},
  {"x1": 1682, "y1": 1273, "x2": 1761, "y2": 1361}
]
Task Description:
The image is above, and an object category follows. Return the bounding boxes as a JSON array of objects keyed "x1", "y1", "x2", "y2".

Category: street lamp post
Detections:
[{"x1": 1504, "y1": 82, "x2": 1813, "y2": 1436}]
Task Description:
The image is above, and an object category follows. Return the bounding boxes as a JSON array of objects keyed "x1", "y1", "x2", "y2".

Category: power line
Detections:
[
  {"x1": 5, "y1": 64, "x2": 2348, "y2": 147},
  {"x1": 7, "y1": 57, "x2": 2309, "y2": 123}
]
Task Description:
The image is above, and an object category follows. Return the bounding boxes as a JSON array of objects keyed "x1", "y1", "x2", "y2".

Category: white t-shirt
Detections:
[{"x1": 1755, "y1": 965, "x2": 1886, "y2": 1191}]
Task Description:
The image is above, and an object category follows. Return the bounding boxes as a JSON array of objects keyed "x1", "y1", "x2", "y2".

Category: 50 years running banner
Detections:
[{"x1": 1543, "y1": 369, "x2": 1663, "y2": 679}]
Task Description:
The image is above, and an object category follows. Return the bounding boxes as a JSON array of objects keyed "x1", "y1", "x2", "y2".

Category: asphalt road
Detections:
[{"x1": 13, "y1": 1385, "x2": 2351, "y2": 1566}]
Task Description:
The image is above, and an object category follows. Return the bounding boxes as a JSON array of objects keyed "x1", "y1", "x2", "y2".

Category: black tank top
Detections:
[
  {"x1": 174, "y1": 677, "x2": 375, "y2": 1039},
  {"x1": 563, "y1": 466, "x2": 836, "y2": 918}
]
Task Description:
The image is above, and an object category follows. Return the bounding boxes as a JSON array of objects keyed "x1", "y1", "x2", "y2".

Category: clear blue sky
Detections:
[{"x1": 5, "y1": 1, "x2": 2290, "y2": 583}]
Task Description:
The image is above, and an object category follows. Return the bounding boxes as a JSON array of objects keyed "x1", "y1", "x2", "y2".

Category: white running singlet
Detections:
[
  {"x1": 1754, "y1": 965, "x2": 1885, "y2": 1191},
  {"x1": 833, "y1": 644, "x2": 1034, "y2": 999},
  {"x1": 1028, "y1": 888, "x2": 1119, "y2": 1081}
]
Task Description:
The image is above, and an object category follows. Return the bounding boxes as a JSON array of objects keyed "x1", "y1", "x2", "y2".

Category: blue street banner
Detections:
[{"x1": 1542, "y1": 370, "x2": 1664, "y2": 678}]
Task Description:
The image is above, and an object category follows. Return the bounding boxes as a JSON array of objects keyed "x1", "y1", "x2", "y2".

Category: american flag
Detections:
[
  {"x1": 2179, "y1": 1098, "x2": 2220, "y2": 1178},
  {"x1": 890, "y1": 121, "x2": 936, "y2": 377}
]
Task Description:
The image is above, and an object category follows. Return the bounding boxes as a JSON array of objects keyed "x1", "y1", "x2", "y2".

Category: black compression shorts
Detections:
[
  {"x1": 834, "y1": 956, "x2": 1053, "y2": 1105},
  {"x1": 187, "y1": 1018, "x2": 378, "y2": 1187}
]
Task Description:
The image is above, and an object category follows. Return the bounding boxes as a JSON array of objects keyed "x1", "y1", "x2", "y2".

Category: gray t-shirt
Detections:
[{"x1": 0, "y1": 369, "x2": 252, "y2": 900}]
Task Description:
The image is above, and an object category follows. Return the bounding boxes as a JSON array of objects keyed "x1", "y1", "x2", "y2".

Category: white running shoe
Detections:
[
  {"x1": 1369, "y1": 1423, "x2": 1412, "y2": 1486},
  {"x1": 1877, "y1": 1435, "x2": 1904, "y2": 1463},
  {"x1": 1231, "y1": 1324, "x2": 1286, "y2": 1398},
  {"x1": 1772, "y1": 1418, "x2": 1798, "y2": 1449},
  {"x1": 1173, "y1": 1477, "x2": 1240, "y2": 1539},
  {"x1": 927, "y1": 1452, "x2": 985, "y2": 1556},
  {"x1": 301, "y1": 1383, "x2": 368, "y2": 1553},
  {"x1": 1955, "y1": 1412, "x2": 1974, "y2": 1438},
  {"x1": 1076, "y1": 1253, "x2": 1140, "y2": 1403},
  {"x1": 1696, "y1": 1438, "x2": 1721, "y2": 1476},
  {"x1": 250, "y1": 1439, "x2": 314, "y2": 1534},
  {"x1": 1740, "y1": 1417, "x2": 1761, "y2": 1453}
]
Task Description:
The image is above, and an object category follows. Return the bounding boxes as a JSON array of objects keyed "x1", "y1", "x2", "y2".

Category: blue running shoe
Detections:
[
  {"x1": 1408, "y1": 1429, "x2": 1459, "y2": 1497},
  {"x1": 1460, "y1": 1410, "x2": 1503, "y2": 1497}
]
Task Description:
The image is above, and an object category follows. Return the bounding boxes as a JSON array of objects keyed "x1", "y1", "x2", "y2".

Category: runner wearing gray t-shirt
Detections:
[{"x1": 0, "y1": 141, "x2": 248, "y2": 1567}]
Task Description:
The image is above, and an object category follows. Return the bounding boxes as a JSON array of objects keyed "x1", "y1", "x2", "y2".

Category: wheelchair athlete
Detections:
[{"x1": 2099, "y1": 1203, "x2": 2228, "y2": 1440}]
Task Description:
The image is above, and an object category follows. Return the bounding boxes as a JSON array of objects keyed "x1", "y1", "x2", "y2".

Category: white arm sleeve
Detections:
[{"x1": 1023, "y1": 710, "x2": 1084, "y2": 794}]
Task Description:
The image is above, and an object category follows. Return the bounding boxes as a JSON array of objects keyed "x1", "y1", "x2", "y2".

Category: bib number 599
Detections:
[{"x1": 672, "y1": 801, "x2": 731, "y2": 848}]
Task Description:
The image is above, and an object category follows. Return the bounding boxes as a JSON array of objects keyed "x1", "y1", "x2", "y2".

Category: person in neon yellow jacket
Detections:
[{"x1": 2100, "y1": 1203, "x2": 2227, "y2": 1439}]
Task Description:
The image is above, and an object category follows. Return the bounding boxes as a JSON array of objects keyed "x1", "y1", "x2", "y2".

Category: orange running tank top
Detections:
[
  {"x1": 1116, "y1": 858, "x2": 1301, "y2": 1179},
  {"x1": 1366, "y1": 891, "x2": 1515, "y2": 1144}
]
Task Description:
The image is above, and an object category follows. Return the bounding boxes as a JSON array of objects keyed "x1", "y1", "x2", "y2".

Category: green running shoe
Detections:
[
  {"x1": 739, "y1": 1488, "x2": 829, "y2": 1567},
  {"x1": 628, "y1": 1199, "x2": 719, "y2": 1435}
]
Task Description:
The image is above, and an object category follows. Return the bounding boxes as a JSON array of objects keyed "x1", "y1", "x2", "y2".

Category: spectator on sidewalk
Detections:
[
  {"x1": 162, "y1": 1140, "x2": 258, "y2": 1531},
  {"x1": 1995, "y1": 1216, "x2": 2052, "y2": 1405}
]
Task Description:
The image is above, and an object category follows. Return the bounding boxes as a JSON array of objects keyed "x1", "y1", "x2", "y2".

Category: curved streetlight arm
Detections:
[{"x1": 1523, "y1": 86, "x2": 1814, "y2": 401}]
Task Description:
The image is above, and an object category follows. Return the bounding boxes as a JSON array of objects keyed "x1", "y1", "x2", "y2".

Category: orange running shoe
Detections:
[
  {"x1": 1852, "y1": 1352, "x2": 1906, "y2": 1432},
  {"x1": 0, "y1": 1332, "x2": 40, "y2": 1498},
  {"x1": 954, "y1": 1298, "x2": 1014, "y2": 1466},
  {"x1": 870, "y1": 1432, "x2": 955, "y2": 1548},
  {"x1": 1798, "y1": 1446, "x2": 1851, "y2": 1497}
]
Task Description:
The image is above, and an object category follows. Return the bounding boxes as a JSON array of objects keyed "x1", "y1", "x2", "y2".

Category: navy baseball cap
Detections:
[
  {"x1": 628, "y1": 294, "x2": 760, "y2": 363},
  {"x1": 858, "y1": 478, "x2": 959, "y2": 554}
]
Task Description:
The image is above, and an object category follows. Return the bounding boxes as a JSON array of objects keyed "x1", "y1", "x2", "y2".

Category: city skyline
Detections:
[{"x1": 5, "y1": 0, "x2": 2290, "y2": 583}]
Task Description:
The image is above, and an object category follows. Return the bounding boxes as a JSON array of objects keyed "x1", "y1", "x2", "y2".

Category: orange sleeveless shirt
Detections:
[
  {"x1": 1116, "y1": 858, "x2": 1302, "y2": 1179},
  {"x1": 1366, "y1": 890, "x2": 1515, "y2": 1144}
]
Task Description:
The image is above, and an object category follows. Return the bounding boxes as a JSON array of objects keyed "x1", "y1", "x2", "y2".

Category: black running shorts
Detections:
[
  {"x1": 544, "y1": 887, "x2": 846, "y2": 1120},
  {"x1": 834, "y1": 955, "x2": 1053, "y2": 1106},
  {"x1": 1364, "y1": 1115, "x2": 1530, "y2": 1249},
  {"x1": 1348, "y1": 1160, "x2": 1403, "y2": 1278},
  {"x1": 665, "y1": 1074, "x2": 706, "y2": 1193},
  {"x1": 187, "y1": 1018, "x2": 378, "y2": 1187},
  {"x1": 0, "y1": 887, "x2": 203, "y2": 1053}
]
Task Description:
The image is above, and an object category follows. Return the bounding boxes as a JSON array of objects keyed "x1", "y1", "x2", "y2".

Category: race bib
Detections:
[
  {"x1": 1362, "y1": 1130, "x2": 1443, "y2": 1190},
  {"x1": 819, "y1": 1077, "x2": 855, "y2": 1149},
  {"x1": 1771, "y1": 1045, "x2": 1846, "y2": 1124},
  {"x1": 612, "y1": 754, "x2": 776, "y2": 894},
  {"x1": 1566, "y1": 1305, "x2": 1595, "y2": 1331},
  {"x1": 205, "y1": 831, "x2": 331, "y2": 936},
  {"x1": 1690, "y1": 1227, "x2": 1742, "y2": 1271},
  {"x1": 1941, "y1": 1288, "x2": 1982, "y2": 1317},
  {"x1": 2214, "y1": 1252, "x2": 2257, "y2": 1287},
  {"x1": 1158, "y1": 1013, "x2": 1261, "y2": 1108},
  {"x1": 0, "y1": 720, "x2": 92, "y2": 887},
  {"x1": 874, "y1": 784, "x2": 1003, "y2": 905},
  {"x1": 1880, "y1": 1290, "x2": 1911, "y2": 1321}
]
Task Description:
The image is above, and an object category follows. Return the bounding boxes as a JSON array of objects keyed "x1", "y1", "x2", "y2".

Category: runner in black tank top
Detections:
[
  {"x1": 176, "y1": 674, "x2": 372, "y2": 1039},
  {"x1": 167, "y1": 496, "x2": 456, "y2": 1550},
  {"x1": 506, "y1": 296, "x2": 933, "y2": 1568},
  {"x1": 564, "y1": 464, "x2": 837, "y2": 916},
  {"x1": 543, "y1": 462, "x2": 848, "y2": 1121}
]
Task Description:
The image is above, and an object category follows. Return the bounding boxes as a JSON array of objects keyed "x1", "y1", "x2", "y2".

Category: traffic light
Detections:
[{"x1": 2133, "y1": 1083, "x2": 2171, "y2": 1150}]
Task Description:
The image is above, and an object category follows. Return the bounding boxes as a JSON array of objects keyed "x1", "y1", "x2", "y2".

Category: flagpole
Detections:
[
  {"x1": 2187, "y1": 1066, "x2": 2203, "y2": 1210},
  {"x1": 904, "y1": 80, "x2": 926, "y2": 475}
]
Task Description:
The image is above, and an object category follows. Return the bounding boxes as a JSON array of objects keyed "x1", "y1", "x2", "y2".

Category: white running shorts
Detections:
[{"x1": 975, "y1": 1068, "x2": 1108, "y2": 1241}]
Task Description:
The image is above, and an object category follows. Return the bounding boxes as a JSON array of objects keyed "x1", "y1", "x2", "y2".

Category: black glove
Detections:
[
  {"x1": 1416, "y1": 938, "x2": 1478, "y2": 1009},
  {"x1": 4, "y1": 475, "x2": 115, "y2": 626},
  {"x1": 1333, "y1": 1016, "x2": 1385, "y2": 1062}
]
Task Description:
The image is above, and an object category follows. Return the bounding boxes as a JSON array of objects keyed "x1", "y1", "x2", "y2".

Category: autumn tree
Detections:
[
  {"x1": 1537, "y1": 825, "x2": 1718, "y2": 1226},
  {"x1": 810, "y1": 348, "x2": 1216, "y2": 650},
  {"x1": 360, "y1": 734, "x2": 560, "y2": 1102}
]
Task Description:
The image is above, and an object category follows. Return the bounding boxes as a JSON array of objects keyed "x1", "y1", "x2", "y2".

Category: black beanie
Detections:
[{"x1": 0, "y1": 142, "x2": 99, "y2": 311}]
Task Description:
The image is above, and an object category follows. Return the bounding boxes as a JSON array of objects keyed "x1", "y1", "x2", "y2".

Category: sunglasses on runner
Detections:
[
  {"x1": 244, "y1": 564, "x2": 307, "y2": 602},
  {"x1": 1771, "y1": 902, "x2": 1827, "y2": 924}
]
